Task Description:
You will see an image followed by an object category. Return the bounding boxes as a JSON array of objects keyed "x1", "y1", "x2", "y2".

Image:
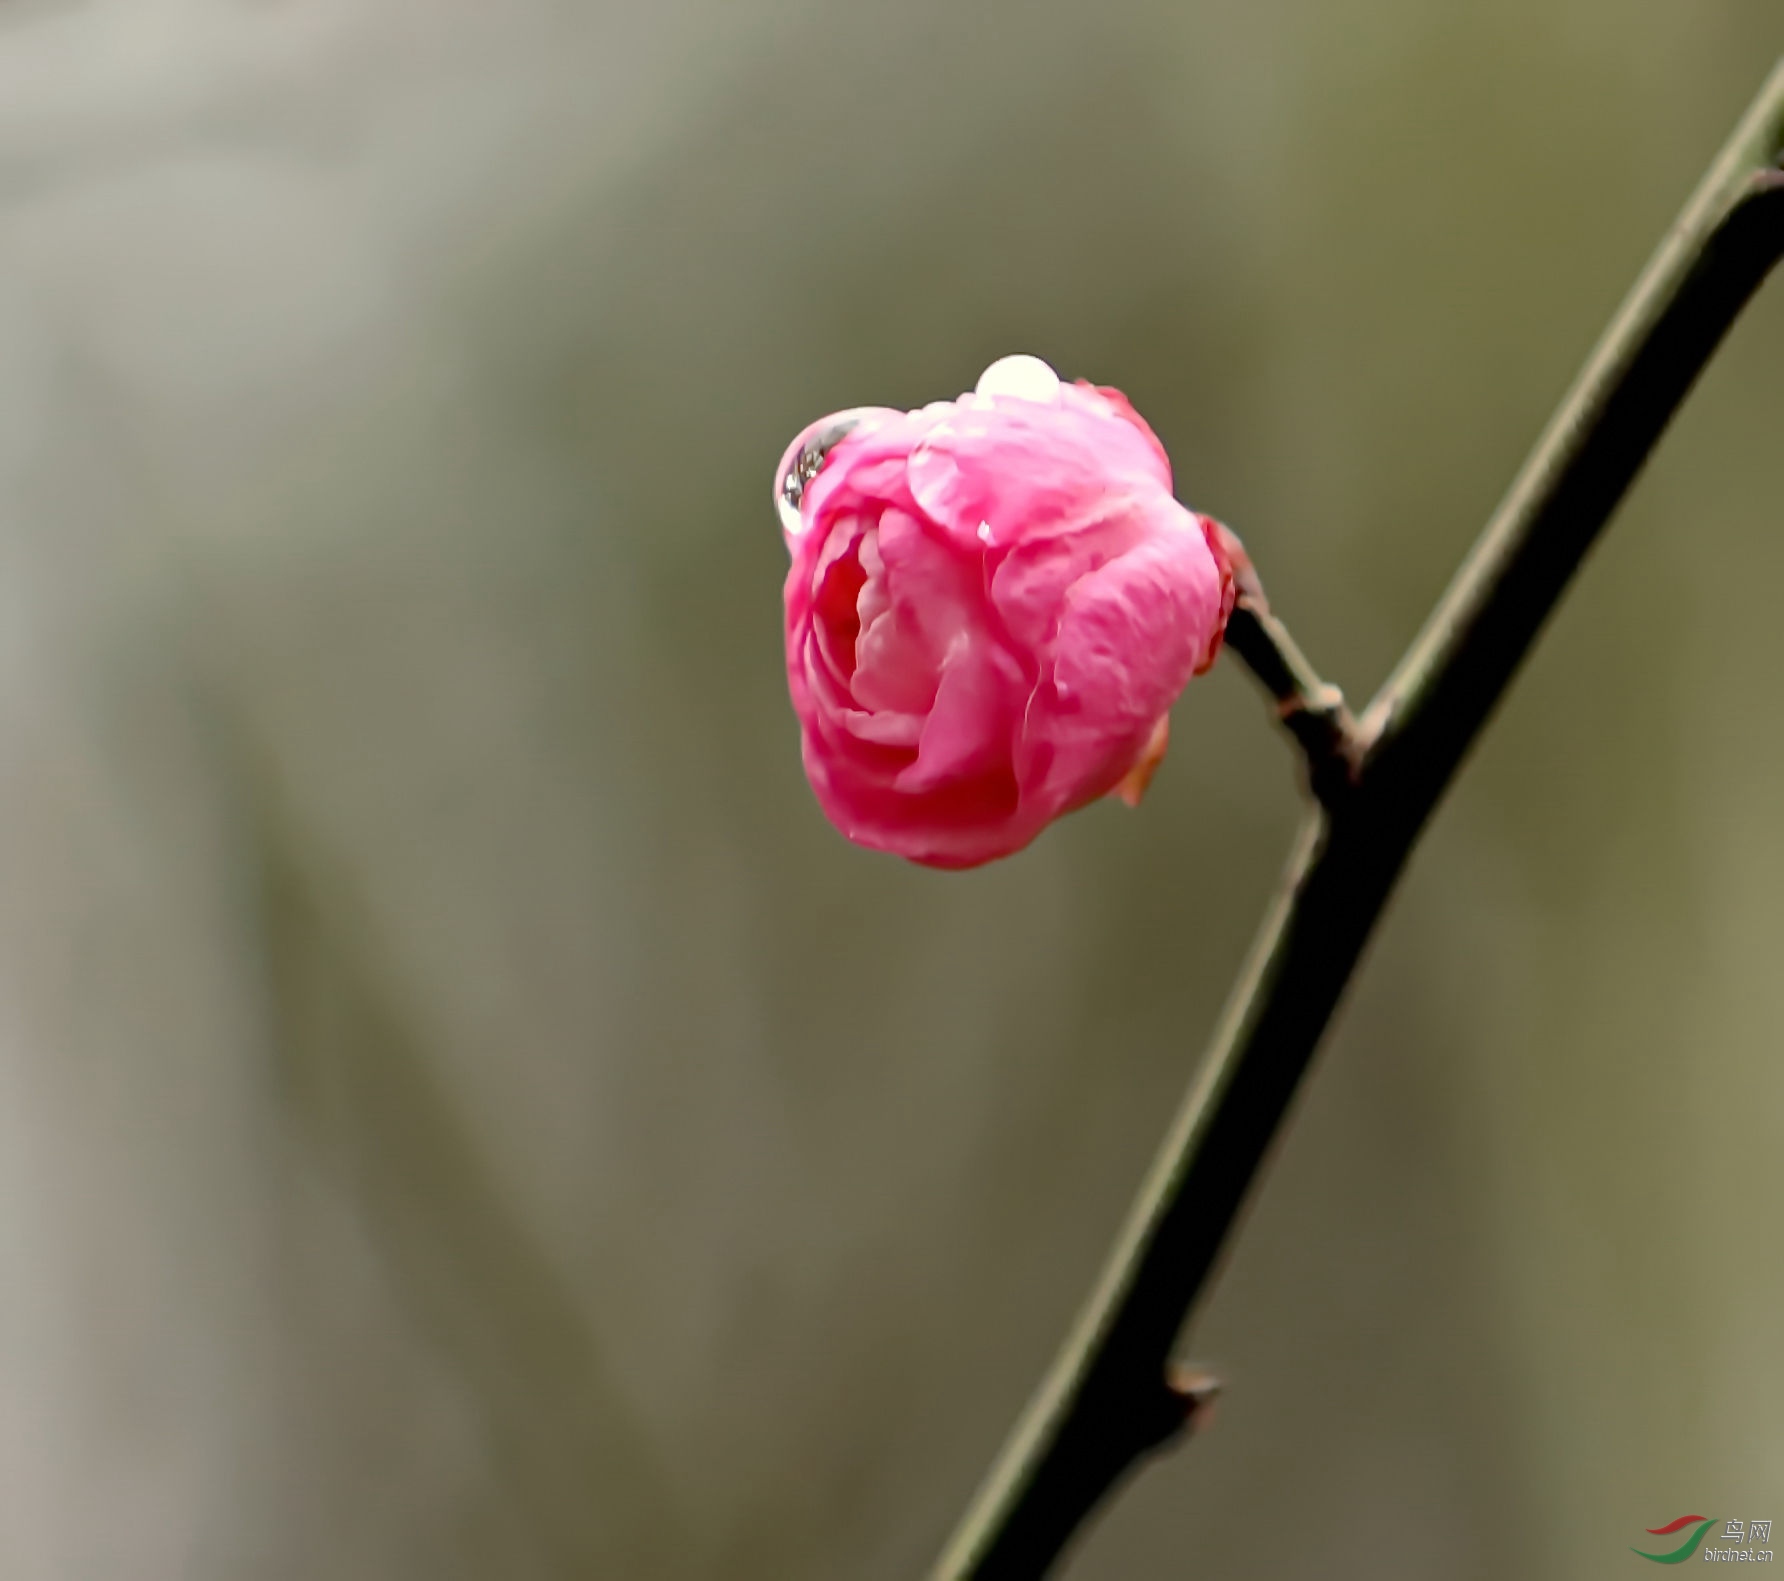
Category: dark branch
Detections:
[{"x1": 932, "y1": 58, "x2": 1784, "y2": 1581}]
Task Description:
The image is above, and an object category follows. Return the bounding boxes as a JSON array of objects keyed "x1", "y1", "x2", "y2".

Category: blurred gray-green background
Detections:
[{"x1": 1, "y1": 3, "x2": 1779, "y2": 1578}]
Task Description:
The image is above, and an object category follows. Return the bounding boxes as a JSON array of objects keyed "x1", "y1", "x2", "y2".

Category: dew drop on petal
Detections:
[
  {"x1": 776, "y1": 410, "x2": 870, "y2": 535},
  {"x1": 974, "y1": 354, "x2": 1061, "y2": 404}
]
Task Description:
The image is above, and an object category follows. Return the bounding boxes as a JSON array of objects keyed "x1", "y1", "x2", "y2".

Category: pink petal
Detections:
[
  {"x1": 802, "y1": 736, "x2": 1028, "y2": 868},
  {"x1": 1017, "y1": 508, "x2": 1225, "y2": 813},
  {"x1": 895, "y1": 638, "x2": 1026, "y2": 794},
  {"x1": 988, "y1": 509, "x2": 1149, "y2": 653},
  {"x1": 906, "y1": 396, "x2": 1169, "y2": 550},
  {"x1": 1072, "y1": 380, "x2": 1174, "y2": 481}
]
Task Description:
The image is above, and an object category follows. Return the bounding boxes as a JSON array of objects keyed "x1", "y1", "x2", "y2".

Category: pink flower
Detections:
[{"x1": 775, "y1": 355, "x2": 1236, "y2": 868}]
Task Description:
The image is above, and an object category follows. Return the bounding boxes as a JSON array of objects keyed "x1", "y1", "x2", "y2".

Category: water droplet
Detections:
[
  {"x1": 974, "y1": 354, "x2": 1061, "y2": 404},
  {"x1": 776, "y1": 412, "x2": 867, "y2": 535}
]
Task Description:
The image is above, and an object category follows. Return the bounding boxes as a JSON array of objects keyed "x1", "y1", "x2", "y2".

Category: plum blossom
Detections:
[{"x1": 775, "y1": 355, "x2": 1235, "y2": 867}]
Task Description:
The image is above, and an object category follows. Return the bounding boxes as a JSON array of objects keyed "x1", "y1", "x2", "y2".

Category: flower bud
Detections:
[{"x1": 775, "y1": 356, "x2": 1235, "y2": 868}]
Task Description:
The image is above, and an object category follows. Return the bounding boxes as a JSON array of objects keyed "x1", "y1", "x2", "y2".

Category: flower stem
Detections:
[
  {"x1": 932, "y1": 57, "x2": 1784, "y2": 1581},
  {"x1": 1222, "y1": 597, "x2": 1361, "y2": 806}
]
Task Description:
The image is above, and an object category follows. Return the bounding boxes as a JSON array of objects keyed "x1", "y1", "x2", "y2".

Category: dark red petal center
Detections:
[{"x1": 813, "y1": 549, "x2": 870, "y2": 680}]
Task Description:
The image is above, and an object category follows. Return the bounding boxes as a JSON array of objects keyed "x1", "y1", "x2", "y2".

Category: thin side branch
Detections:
[
  {"x1": 933, "y1": 58, "x2": 1784, "y2": 1581},
  {"x1": 1222, "y1": 597, "x2": 1360, "y2": 806}
]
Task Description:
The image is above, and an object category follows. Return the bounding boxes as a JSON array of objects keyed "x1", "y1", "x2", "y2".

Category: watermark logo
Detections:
[
  {"x1": 1634, "y1": 1517, "x2": 1717, "y2": 1564},
  {"x1": 1633, "y1": 1516, "x2": 1773, "y2": 1564}
]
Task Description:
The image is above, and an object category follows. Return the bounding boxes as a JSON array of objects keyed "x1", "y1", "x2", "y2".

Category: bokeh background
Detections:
[{"x1": 1, "y1": 3, "x2": 1779, "y2": 1577}]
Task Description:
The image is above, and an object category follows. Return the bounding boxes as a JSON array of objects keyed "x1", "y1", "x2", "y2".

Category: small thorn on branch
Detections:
[
  {"x1": 1123, "y1": 1364, "x2": 1225, "y2": 1463},
  {"x1": 1164, "y1": 1365, "x2": 1223, "y2": 1437}
]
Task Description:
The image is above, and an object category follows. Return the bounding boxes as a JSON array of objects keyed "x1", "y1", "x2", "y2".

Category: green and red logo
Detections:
[{"x1": 1633, "y1": 1515, "x2": 1716, "y2": 1563}]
